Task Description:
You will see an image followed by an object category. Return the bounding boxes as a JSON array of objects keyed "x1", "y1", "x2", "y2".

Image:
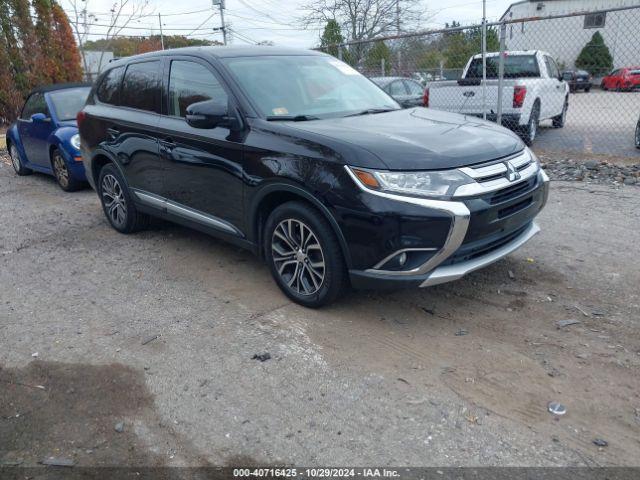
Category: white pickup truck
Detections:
[{"x1": 426, "y1": 50, "x2": 569, "y2": 145}]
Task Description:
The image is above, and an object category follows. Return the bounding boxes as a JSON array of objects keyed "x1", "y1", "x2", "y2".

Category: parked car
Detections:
[
  {"x1": 601, "y1": 67, "x2": 640, "y2": 91},
  {"x1": 370, "y1": 76, "x2": 426, "y2": 108},
  {"x1": 78, "y1": 47, "x2": 549, "y2": 307},
  {"x1": 562, "y1": 70, "x2": 592, "y2": 92},
  {"x1": 427, "y1": 50, "x2": 569, "y2": 145},
  {"x1": 7, "y1": 83, "x2": 91, "y2": 191},
  {"x1": 636, "y1": 115, "x2": 640, "y2": 149}
]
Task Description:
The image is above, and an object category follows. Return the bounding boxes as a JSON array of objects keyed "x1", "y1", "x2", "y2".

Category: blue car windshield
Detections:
[
  {"x1": 49, "y1": 87, "x2": 91, "y2": 121},
  {"x1": 221, "y1": 55, "x2": 399, "y2": 119}
]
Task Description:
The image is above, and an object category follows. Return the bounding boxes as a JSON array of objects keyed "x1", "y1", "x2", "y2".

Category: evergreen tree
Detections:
[
  {"x1": 319, "y1": 19, "x2": 344, "y2": 58},
  {"x1": 33, "y1": 0, "x2": 57, "y2": 83},
  {"x1": 0, "y1": 1, "x2": 22, "y2": 122},
  {"x1": 51, "y1": 2, "x2": 83, "y2": 82},
  {"x1": 364, "y1": 41, "x2": 391, "y2": 75},
  {"x1": 575, "y1": 31, "x2": 613, "y2": 76}
]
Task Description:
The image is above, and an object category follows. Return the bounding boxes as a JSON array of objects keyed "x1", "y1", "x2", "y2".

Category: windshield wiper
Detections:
[
  {"x1": 266, "y1": 114, "x2": 320, "y2": 121},
  {"x1": 343, "y1": 107, "x2": 397, "y2": 117}
]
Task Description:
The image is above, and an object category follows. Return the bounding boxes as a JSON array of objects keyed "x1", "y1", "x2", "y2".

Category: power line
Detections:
[{"x1": 185, "y1": 13, "x2": 215, "y2": 36}]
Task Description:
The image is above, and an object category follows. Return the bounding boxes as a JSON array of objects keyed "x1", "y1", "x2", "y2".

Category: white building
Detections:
[
  {"x1": 81, "y1": 50, "x2": 115, "y2": 81},
  {"x1": 500, "y1": 0, "x2": 640, "y2": 71}
]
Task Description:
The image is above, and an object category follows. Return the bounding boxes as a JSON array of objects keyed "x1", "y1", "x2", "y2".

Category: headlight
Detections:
[
  {"x1": 527, "y1": 147, "x2": 540, "y2": 166},
  {"x1": 348, "y1": 166, "x2": 474, "y2": 199},
  {"x1": 70, "y1": 134, "x2": 81, "y2": 150}
]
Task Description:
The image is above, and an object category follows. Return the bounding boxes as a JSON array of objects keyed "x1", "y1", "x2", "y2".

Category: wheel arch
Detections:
[
  {"x1": 89, "y1": 149, "x2": 127, "y2": 188},
  {"x1": 250, "y1": 183, "x2": 353, "y2": 269}
]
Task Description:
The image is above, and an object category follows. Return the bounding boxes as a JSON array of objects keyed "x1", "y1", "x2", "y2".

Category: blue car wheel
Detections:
[
  {"x1": 51, "y1": 148, "x2": 83, "y2": 192},
  {"x1": 9, "y1": 144, "x2": 32, "y2": 176}
]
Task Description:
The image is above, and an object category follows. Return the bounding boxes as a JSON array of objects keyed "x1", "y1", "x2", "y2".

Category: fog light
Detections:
[{"x1": 398, "y1": 252, "x2": 407, "y2": 266}]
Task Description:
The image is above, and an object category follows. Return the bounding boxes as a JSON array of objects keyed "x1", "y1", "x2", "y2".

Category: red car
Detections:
[{"x1": 601, "y1": 67, "x2": 640, "y2": 91}]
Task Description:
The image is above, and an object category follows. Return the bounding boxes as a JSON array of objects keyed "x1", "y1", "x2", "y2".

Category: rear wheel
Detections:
[
  {"x1": 552, "y1": 98, "x2": 568, "y2": 128},
  {"x1": 635, "y1": 119, "x2": 640, "y2": 149},
  {"x1": 264, "y1": 201, "x2": 348, "y2": 308},
  {"x1": 98, "y1": 163, "x2": 149, "y2": 233},
  {"x1": 52, "y1": 149, "x2": 82, "y2": 192},
  {"x1": 520, "y1": 102, "x2": 540, "y2": 146},
  {"x1": 585, "y1": 86, "x2": 591, "y2": 93},
  {"x1": 9, "y1": 144, "x2": 32, "y2": 176}
]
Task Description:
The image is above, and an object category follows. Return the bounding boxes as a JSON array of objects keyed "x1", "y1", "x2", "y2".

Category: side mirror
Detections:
[
  {"x1": 31, "y1": 113, "x2": 49, "y2": 122},
  {"x1": 185, "y1": 100, "x2": 229, "y2": 129}
]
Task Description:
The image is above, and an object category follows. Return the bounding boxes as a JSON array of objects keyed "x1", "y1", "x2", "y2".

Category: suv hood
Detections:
[{"x1": 284, "y1": 108, "x2": 524, "y2": 170}]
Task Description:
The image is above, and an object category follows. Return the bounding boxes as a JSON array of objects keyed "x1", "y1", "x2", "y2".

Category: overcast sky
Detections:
[{"x1": 64, "y1": 0, "x2": 517, "y2": 49}]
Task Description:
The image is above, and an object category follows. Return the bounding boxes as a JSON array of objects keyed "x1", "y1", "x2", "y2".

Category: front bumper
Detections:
[
  {"x1": 349, "y1": 221, "x2": 540, "y2": 289},
  {"x1": 346, "y1": 155, "x2": 549, "y2": 290}
]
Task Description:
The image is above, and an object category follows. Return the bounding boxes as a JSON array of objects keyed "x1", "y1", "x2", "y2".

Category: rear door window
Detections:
[
  {"x1": 388, "y1": 81, "x2": 407, "y2": 96},
  {"x1": 466, "y1": 55, "x2": 540, "y2": 79},
  {"x1": 121, "y1": 61, "x2": 161, "y2": 113},
  {"x1": 97, "y1": 67, "x2": 124, "y2": 105},
  {"x1": 168, "y1": 60, "x2": 228, "y2": 117},
  {"x1": 544, "y1": 56, "x2": 559, "y2": 79},
  {"x1": 404, "y1": 80, "x2": 424, "y2": 95}
]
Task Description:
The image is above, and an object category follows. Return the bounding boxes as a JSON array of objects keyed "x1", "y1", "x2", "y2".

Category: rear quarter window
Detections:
[{"x1": 97, "y1": 66, "x2": 124, "y2": 105}]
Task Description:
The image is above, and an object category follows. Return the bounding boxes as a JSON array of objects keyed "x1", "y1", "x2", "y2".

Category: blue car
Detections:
[{"x1": 7, "y1": 83, "x2": 91, "y2": 191}]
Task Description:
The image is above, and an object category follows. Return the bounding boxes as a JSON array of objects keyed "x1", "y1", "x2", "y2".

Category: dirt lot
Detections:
[{"x1": 1, "y1": 151, "x2": 639, "y2": 468}]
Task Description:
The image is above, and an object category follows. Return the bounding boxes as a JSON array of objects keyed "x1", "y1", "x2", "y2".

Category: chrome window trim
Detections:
[{"x1": 344, "y1": 166, "x2": 470, "y2": 276}]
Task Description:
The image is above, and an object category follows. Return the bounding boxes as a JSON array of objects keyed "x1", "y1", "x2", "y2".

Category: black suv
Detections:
[{"x1": 78, "y1": 46, "x2": 549, "y2": 307}]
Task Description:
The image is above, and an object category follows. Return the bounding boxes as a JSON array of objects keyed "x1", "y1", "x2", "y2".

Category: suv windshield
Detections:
[
  {"x1": 49, "y1": 87, "x2": 91, "y2": 121},
  {"x1": 466, "y1": 55, "x2": 540, "y2": 79},
  {"x1": 222, "y1": 55, "x2": 399, "y2": 119}
]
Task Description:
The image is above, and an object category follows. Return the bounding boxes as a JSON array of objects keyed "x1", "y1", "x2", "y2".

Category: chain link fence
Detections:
[{"x1": 320, "y1": 5, "x2": 640, "y2": 159}]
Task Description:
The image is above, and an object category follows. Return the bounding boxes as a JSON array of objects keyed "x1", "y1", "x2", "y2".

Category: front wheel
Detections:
[
  {"x1": 635, "y1": 120, "x2": 640, "y2": 149},
  {"x1": 264, "y1": 202, "x2": 348, "y2": 308},
  {"x1": 98, "y1": 163, "x2": 149, "y2": 233},
  {"x1": 520, "y1": 103, "x2": 540, "y2": 146},
  {"x1": 552, "y1": 98, "x2": 568, "y2": 128},
  {"x1": 9, "y1": 144, "x2": 32, "y2": 176},
  {"x1": 52, "y1": 149, "x2": 82, "y2": 192}
]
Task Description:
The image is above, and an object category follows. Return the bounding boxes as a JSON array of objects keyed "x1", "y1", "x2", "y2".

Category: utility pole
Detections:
[
  {"x1": 213, "y1": 0, "x2": 227, "y2": 45},
  {"x1": 396, "y1": 0, "x2": 401, "y2": 74},
  {"x1": 158, "y1": 13, "x2": 164, "y2": 50},
  {"x1": 481, "y1": 0, "x2": 487, "y2": 120}
]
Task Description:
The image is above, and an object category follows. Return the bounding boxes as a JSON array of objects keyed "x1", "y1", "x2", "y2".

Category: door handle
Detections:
[
  {"x1": 160, "y1": 137, "x2": 176, "y2": 149},
  {"x1": 106, "y1": 127, "x2": 120, "y2": 139}
]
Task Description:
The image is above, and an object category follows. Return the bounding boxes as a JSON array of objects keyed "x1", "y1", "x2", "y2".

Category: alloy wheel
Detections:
[
  {"x1": 52, "y1": 153, "x2": 69, "y2": 188},
  {"x1": 10, "y1": 145, "x2": 21, "y2": 173},
  {"x1": 271, "y1": 219, "x2": 325, "y2": 296},
  {"x1": 101, "y1": 174, "x2": 127, "y2": 227}
]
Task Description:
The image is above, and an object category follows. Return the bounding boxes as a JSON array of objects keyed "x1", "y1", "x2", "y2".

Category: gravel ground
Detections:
[{"x1": 1, "y1": 150, "x2": 639, "y2": 468}]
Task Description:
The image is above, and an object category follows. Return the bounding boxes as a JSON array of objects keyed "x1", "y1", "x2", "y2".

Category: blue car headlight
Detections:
[{"x1": 70, "y1": 134, "x2": 81, "y2": 150}]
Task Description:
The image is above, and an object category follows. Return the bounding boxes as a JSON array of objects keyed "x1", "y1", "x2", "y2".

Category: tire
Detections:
[
  {"x1": 51, "y1": 149, "x2": 83, "y2": 192},
  {"x1": 9, "y1": 144, "x2": 32, "y2": 176},
  {"x1": 585, "y1": 86, "x2": 591, "y2": 93},
  {"x1": 97, "y1": 163, "x2": 149, "y2": 233},
  {"x1": 520, "y1": 102, "x2": 540, "y2": 146},
  {"x1": 635, "y1": 120, "x2": 640, "y2": 149},
  {"x1": 552, "y1": 98, "x2": 568, "y2": 128},
  {"x1": 264, "y1": 201, "x2": 348, "y2": 308}
]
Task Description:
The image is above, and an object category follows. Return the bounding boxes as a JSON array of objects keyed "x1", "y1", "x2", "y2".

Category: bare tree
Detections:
[
  {"x1": 302, "y1": 0, "x2": 425, "y2": 42},
  {"x1": 67, "y1": 0, "x2": 151, "y2": 80},
  {"x1": 301, "y1": 0, "x2": 429, "y2": 65}
]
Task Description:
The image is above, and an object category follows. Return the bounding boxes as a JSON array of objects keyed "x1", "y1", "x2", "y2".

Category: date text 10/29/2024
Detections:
[{"x1": 233, "y1": 468, "x2": 401, "y2": 478}]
